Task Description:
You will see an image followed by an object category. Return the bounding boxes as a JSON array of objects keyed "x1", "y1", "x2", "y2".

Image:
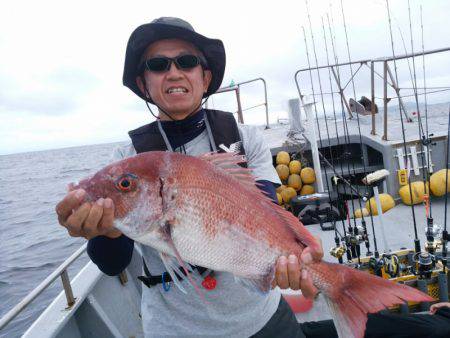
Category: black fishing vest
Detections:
[{"x1": 128, "y1": 109, "x2": 246, "y2": 158}]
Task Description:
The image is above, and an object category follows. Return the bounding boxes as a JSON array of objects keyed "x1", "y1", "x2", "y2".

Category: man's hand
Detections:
[
  {"x1": 55, "y1": 189, "x2": 121, "y2": 240},
  {"x1": 272, "y1": 236, "x2": 323, "y2": 299},
  {"x1": 430, "y1": 302, "x2": 450, "y2": 314}
]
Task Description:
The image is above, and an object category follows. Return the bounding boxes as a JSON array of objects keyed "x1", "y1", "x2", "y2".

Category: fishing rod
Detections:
[
  {"x1": 305, "y1": 0, "x2": 351, "y2": 249},
  {"x1": 420, "y1": 7, "x2": 432, "y2": 219},
  {"x1": 338, "y1": 0, "x2": 374, "y2": 258},
  {"x1": 386, "y1": 0, "x2": 421, "y2": 254},
  {"x1": 327, "y1": 0, "x2": 372, "y2": 262},
  {"x1": 442, "y1": 105, "x2": 450, "y2": 274},
  {"x1": 406, "y1": 0, "x2": 438, "y2": 254},
  {"x1": 325, "y1": 4, "x2": 364, "y2": 262},
  {"x1": 319, "y1": 15, "x2": 360, "y2": 261}
]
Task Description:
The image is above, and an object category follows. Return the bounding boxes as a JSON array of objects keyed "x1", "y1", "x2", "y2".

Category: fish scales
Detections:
[{"x1": 75, "y1": 151, "x2": 434, "y2": 338}]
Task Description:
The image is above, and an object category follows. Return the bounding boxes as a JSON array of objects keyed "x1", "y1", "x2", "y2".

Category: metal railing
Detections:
[
  {"x1": 214, "y1": 78, "x2": 270, "y2": 128},
  {"x1": 0, "y1": 243, "x2": 87, "y2": 331},
  {"x1": 294, "y1": 47, "x2": 450, "y2": 141}
]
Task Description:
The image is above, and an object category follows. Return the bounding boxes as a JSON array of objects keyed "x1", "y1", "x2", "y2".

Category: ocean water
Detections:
[{"x1": 0, "y1": 142, "x2": 125, "y2": 338}]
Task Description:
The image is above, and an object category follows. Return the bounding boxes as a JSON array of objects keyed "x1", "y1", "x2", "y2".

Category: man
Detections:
[{"x1": 56, "y1": 17, "x2": 323, "y2": 337}]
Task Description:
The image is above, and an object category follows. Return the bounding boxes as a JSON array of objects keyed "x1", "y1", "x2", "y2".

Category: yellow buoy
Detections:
[
  {"x1": 288, "y1": 174, "x2": 302, "y2": 191},
  {"x1": 399, "y1": 181, "x2": 429, "y2": 205},
  {"x1": 289, "y1": 160, "x2": 302, "y2": 174},
  {"x1": 354, "y1": 208, "x2": 369, "y2": 219},
  {"x1": 300, "y1": 184, "x2": 315, "y2": 195},
  {"x1": 276, "y1": 184, "x2": 287, "y2": 194},
  {"x1": 365, "y1": 193, "x2": 395, "y2": 215},
  {"x1": 276, "y1": 151, "x2": 290, "y2": 165},
  {"x1": 276, "y1": 193, "x2": 283, "y2": 205},
  {"x1": 276, "y1": 164, "x2": 290, "y2": 181},
  {"x1": 281, "y1": 187, "x2": 297, "y2": 203},
  {"x1": 300, "y1": 167, "x2": 316, "y2": 184},
  {"x1": 430, "y1": 169, "x2": 450, "y2": 197}
]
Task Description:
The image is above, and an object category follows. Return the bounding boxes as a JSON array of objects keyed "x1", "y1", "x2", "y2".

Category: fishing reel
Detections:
[
  {"x1": 330, "y1": 245, "x2": 346, "y2": 260},
  {"x1": 411, "y1": 252, "x2": 436, "y2": 279},
  {"x1": 424, "y1": 219, "x2": 442, "y2": 254},
  {"x1": 369, "y1": 253, "x2": 403, "y2": 278}
]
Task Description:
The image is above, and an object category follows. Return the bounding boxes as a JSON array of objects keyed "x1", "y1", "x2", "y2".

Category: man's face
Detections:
[{"x1": 137, "y1": 39, "x2": 212, "y2": 120}]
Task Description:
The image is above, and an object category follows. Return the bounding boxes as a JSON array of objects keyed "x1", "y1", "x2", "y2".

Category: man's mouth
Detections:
[{"x1": 166, "y1": 87, "x2": 188, "y2": 94}]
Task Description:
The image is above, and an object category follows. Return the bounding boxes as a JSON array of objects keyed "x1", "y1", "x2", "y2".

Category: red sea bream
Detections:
[{"x1": 74, "y1": 151, "x2": 433, "y2": 338}]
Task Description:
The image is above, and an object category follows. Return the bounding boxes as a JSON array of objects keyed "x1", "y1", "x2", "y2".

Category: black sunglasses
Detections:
[{"x1": 143, "y1": 54, "x2": 205, "y2": 73}]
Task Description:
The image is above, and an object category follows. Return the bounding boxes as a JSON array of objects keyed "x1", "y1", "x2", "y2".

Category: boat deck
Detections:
[
  {"x1": 263, "y1": 103, "x2": 449, "y2": 152},
  {"x1": 296, "y1": 197, "x2": 449, "y2": 323}
]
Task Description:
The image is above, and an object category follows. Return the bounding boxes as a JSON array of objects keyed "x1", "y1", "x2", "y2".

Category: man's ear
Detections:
[
  {"x1": 136, "y1": 76, "x2": 149, "y2": 98},
  {"x1": 203, "y1": 70, "x2": 212, "y2": 93}
]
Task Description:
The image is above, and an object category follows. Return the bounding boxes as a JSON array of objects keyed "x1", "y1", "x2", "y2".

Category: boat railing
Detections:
[
  {"x1": 294, "y1": 46, "x2": 450, "y2": 141},
  {"x1": 0, "y1": 243, "x2": 87, "y2": 331},
  {"x1": 213, "y1": 77, "x2": 270, "y2": 129}
]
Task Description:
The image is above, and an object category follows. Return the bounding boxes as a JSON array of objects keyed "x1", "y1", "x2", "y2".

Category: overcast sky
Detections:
[{"x1": 1, "y1": 0, "x2": 449, "y2": 155}]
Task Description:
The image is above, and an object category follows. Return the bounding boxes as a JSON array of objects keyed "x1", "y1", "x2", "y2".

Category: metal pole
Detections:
[
  {"x1": 235, "y1": 86, "x2": 244, "y2": 124},
  {"x1": 302, "y1": 99, "x2": 325, "y2": 192},
  {"x1": 371, "y1": 61, "x2": 376, "y2": 135},
  {"x1": 60, "y1": 269, "x2": 75, "y2": 307},
  {"x1": 330, "y1": 67, "x2": 353, "y2": 118},
  {"x1": 383, "y1": 61, "x2": 388, "y2": 140},
  {"x1": 0, "y1": 243, "x2": 86, "y2": 330},
  {"x1": 373, "y1": 185, "x2": 389, "y2": 253}
]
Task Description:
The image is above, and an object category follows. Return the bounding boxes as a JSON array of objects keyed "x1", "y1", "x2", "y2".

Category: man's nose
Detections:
[{"x1": 166, "y1": 61, "x2": 183, "y2": 78}]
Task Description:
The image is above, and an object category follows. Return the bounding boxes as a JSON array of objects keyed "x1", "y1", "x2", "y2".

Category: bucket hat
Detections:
[{"x1": 123, "y1": 17, "x2": 226, "y2": 103}]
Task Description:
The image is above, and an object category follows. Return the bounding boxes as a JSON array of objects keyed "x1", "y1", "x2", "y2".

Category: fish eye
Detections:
[{"x1": 115, "y1": 174, "x2": 138, "y2": 192}]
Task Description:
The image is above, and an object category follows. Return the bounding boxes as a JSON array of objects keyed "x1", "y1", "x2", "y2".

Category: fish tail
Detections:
[{"x1": 316, "y1": 261, "x2": 434, "y2": 338}]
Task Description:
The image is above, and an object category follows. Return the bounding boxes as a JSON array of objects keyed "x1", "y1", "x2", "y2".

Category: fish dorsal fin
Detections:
[
  {"x1": 199, "y1": 152, "x2": 257, "y2": 189},
  {"x1": 272, "y1": 203, "x2": 321, "y2": 252},
  {"x1": 200, "y1": 152, "x2": 319, "y2": 252}
]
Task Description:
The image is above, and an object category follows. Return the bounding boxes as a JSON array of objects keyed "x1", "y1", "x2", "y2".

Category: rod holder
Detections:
[
  {"x1": 417, "y1": 279, "x2": 430, "y2": 311},
  {"x1": 438, "y1": 271, "x2": 449, "y2": 302}
]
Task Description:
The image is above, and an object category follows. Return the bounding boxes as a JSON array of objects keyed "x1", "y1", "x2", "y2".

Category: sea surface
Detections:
[{"x1": 0, "y1": 142, "x2": 126, "y2": 338}]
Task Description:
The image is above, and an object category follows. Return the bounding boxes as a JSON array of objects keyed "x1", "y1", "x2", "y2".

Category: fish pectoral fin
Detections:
[
  {"x1": 160, "y1": 222, "x2": 206, "y2": 300},
  {"x1": 159, "y1": 252, "x2": 188, "y2": 294}
]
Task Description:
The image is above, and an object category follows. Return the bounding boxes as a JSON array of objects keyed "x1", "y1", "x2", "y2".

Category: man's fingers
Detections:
[
  {"x1": 301, "y1": 235, "x2": 324, "y2": 264},
  {"x1": 65, "y1": 202, "x2": 91, "y2": 236},
  {"x1": 82, "y1": 198, "x2": 105, "y2": 239},
  {"x1": 98, "y1": 198, "x2": 121, "y2": 238},
  {"x1": 275, "y1": 256, "x2": 289, "y2": 289},
  {"x1": 55, "y1": 189, "x2": 86, "y2": 224},
  {"x1": 287, "y1": 255, "x2": 301, "y2": 290},
  {"x1": 300, "y1": 269, "x2": 318, "y2": 299}
]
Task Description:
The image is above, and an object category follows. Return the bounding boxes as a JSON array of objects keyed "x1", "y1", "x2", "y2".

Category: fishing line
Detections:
[
  {"x1": 305, "y1": 0, "x2": 344, "y2": 240},
  {"x1": 338, "y1": 0, "x2": 375, "y2": 257},
  {"x1": 301, "y1": 25, "x2": 339, "y2": 236},
  {"x1": 321, "y1": 16, "x2": 351, "y2": 244},
  {"x1": 321, "y1": 14, "x2": 373, "y2": 259},
  {"x1": 386, "y1": 0, "x2": 421, "y2": 253},
  {"x1": 329, "y1": 1, "x2": 369, "y2": 260}
]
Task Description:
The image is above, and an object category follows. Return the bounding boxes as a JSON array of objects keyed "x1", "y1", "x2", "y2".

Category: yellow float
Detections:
[
  {"x1": 287, "y1": 174, "x2": 302, "y2": 191},
  {"x1": 281, "y1": 187, "x2": 297, "y2": 203},
  {"x1": 399, "y1": 181, "x2": 429, "y2": 205},
  {"x1": 276, "y1": 164, "x2": 290, "y2": 181},
  {"x1": 300, "y1": 167, "x2": 316, "y2": 184},
  {"x1": 365, "y1": 193, "x2": 395, "y2": 215},
  {"x1": 289, "y1": 160, "x2": 302, "y2": 174},
  {"x1": 276, "y1": 151, "x2": 290, "y2": 165},
  {"x1": 300, "y1": 184, "x2": 315, "y2": 195},
  {"x1": 430, "y1": 169, "x2": 450, "y2": 197}
]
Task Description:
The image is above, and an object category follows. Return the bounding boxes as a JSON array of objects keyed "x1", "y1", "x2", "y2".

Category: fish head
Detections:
[{"x1": 72, "y1": 153, "x2": 166, "y2": 236}]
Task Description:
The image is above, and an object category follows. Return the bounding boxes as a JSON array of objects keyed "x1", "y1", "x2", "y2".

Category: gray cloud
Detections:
[{"x1": 0, "y1": 67, "x2": 99, "y2": 116}]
